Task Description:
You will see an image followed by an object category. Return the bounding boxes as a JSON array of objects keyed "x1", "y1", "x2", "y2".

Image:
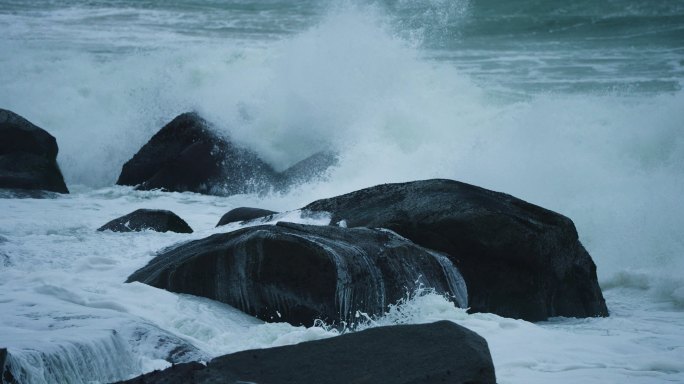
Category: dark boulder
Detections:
[
  {"x1": 119, "y1": 362, "x2": 210, "y2": 384},
  {"x1": 216, "y1": 207, "x2": 277, "y2": 227},
  {"x1": 116, "y1": 113, "x2": 337, "y2": 196},
  {"x1": 303, "y1": 179, "x2": 608, "y2": 321},
  {"x1": 116, "y1": 112, "x2": 276, "y2": 195},
  {"x1": 98, "y1": 209, "x2": 193, "y2": 233},
  {"x1": 0, "y1": 109, "x2": 68, "y2": 194},
  {"x1": 119, "y1": 321, "x2": 496, "y2": 384},
  {"x1": 127, "y1": 222, "x2": 467, "y2": 326}
]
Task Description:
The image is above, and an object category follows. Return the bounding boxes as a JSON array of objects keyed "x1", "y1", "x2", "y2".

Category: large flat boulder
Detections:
[
  {"x1": 119, "y1": 321, "x2": 496, "y2": 384},
  {"x1": 127, "y1": 222, "x2": 467, "y2": 326},
  {"x1": 303, "y1": 179, "x2": 608, "y2": 321},
  {"x1": 98, "y1": 209, "x2": 193, "y2": 233},
  {"x1": 0, "y1": 109, "x2": 68, "y2": 194},
  {"x1": 116, "y1": 113, "x2": 337, "y2": 196}
]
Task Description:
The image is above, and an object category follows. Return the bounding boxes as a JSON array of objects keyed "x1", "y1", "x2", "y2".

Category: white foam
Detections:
[
  {"x1": 354, "y1": 288, "x2": 684, "y2": 383},
  {"x1": 2, "y1": 188, "x2": 683, "y2": 383},
  {"x1": 0, "y1": 190, "x2": 342, "y2": 382}
]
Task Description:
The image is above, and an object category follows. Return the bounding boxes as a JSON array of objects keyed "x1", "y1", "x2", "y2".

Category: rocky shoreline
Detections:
[{"x1": 1, "y1": 108, "x2": 609, "y2": 384}]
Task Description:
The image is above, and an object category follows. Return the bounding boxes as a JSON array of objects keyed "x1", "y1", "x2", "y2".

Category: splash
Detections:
[{"x1": 1, "y1": 0, "x2": 683, "y2": 308}]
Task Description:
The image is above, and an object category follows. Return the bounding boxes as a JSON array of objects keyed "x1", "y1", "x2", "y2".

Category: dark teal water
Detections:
[{"x1": 2, "y1": 0, "x2": 683, "y2": 93}]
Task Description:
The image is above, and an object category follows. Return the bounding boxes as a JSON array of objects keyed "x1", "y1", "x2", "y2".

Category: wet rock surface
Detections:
[
  {"x1": 127, "y1": 222, "x2": 467, "y2": 326},
  {"x1": 215, "y1": 207, "x2": 277, "y2": 227},
  {"x1": 116, "y1": 112, "x2": 275, "y2": 195},
  {"x1": 118, "y1": 321, "x2": 496, "y2": 384},
  {"x1": 116, "y1": 112, "x2": 337, "y2": 196},
  {"x1": 0, "y1": 109, "x2": 68, "y2": 194},
  {"x1": 98, "y1": 209, "x2": 193, "y2": 233},
  {"x1": 303, "y1": 179, "x2": 609, "y2": 321}
]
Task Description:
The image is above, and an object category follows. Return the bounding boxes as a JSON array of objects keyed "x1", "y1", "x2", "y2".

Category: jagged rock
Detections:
[
  {"x1": 127, "y1": 222, "x2": 467, "y2": 326},
  {"x1": 215, "y1": 207, "x2": 277, "y2": 227},
  {"x1": 98, "y1": 209, "x2": 193, "y2": 233},
  {"x1": 303, "y1": 179, "x2": 608, "y2": 321},
  {"x1": 118, "y1": 321, "x2": 496, "y2": 384},
  {"x1": 0, "y1": 109, "x2": 68, "y2": 194},
  {"x1": 116, "y1": 113, "x2": 337, "y2": 196},
  {"x1": 116, "y1": 112, "x2": 276, "y2": 195}
]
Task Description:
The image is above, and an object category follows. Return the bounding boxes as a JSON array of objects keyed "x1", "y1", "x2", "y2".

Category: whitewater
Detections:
[{"x1": 1, "y1": 0, "x2": 684, "y2": 383}]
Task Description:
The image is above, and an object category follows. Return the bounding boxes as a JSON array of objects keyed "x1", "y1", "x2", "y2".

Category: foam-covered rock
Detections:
[
  {"x1": 98, "y1": 209, "x2": 193, "y2": 233},
  {"x1": 278, "y1": 150, "x2": 338, "y2": 186},
  {"x1": 1, "y1": 325, "x2": 208, "y2": 384},
  {"x1": 0, "y1": 109, "x2": 68, "y2": 194},
  {"x1": 303, "y1": 179, "x2": 608, "y2": 321},
  {"x1": 119, "y1": 321, "x2": 496, "y2": 384},
  {"x1": 127, "y1": 222, "x2": 467, "y2": 326}
]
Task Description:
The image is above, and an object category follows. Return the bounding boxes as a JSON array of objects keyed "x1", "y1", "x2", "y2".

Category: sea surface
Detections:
[{"x1": 1, "y1": 1, "x2": 683, "y2": 383}]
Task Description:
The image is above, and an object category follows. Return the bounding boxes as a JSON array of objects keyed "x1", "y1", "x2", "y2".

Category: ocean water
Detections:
[{"x1": 1, "y1": 0, "x2": 683, "y2": 383}]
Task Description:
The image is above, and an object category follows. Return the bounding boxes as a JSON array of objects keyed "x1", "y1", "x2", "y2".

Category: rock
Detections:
[
  {"x1": 118, "y1": 321, "x2": 496, "y2": 384},
  {"x1": 116, "y1": 113, "x2": 337, "y2": 196},
  {"x1": 303, "y1": 179, "x2": 608, "y2": 321},
  {"x1": 127, "y1": 222, "x2": 467, "y2": 326},
  {"x1": 117, "y1": 112, "x2": 276, "y2": 195},
  {"x1": 215, "y1": 207, "x2": 277, "y2": 227},
  {"x1": 0, "y1": 323, "x2": 208, "y2": 384},
  {"x1": 1, "y1": 348, "x2": 17, "y2": 384},
  {"x1": 278, "y1": 150, "x2": 338, "y2": 186},
  {"x1": 119, "y1": 362, "x2": 210, "y2": 384},
  {"x1": 0, "y1": 109, "x2": 68, "y2": 194},
  {"x1": 98, "y1": 209, "x2": 193, "y2": 233},
  {"x1": 127, "y1": 325, "x2": 209, "y2": 365}
]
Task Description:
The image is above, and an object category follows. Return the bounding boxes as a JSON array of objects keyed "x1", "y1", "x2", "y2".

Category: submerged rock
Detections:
[
  {"x1": 278, "y1": 150, "x2": 339, "y2": 186},
  {"x1": 0, "y1": 236, "x2": 7, "y2": 267},
  {"x1": 116, "y1": 112, "x2": 337, "y2": 196},
  {"x1": 98, "y1": 209, "x2": 193, "y2": 233},
  {"x1": 215, "y1": 207, "x2": 277, "y2": 227},
  {"x1": 0, "y1": 109, "x2": 68, "y2": 194},
  {"x1": 303, "y1": 179, "x2": 608, "y2": 321},
  {"x1": 119, "y1": 321, "x2": 496, "y2": 384},
  {"x1": 127, "y1": 222, "x2": 467, "y2": 326},
  {"x1": 0, "y1": 325, "x2": 207, "y2": 384}
]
